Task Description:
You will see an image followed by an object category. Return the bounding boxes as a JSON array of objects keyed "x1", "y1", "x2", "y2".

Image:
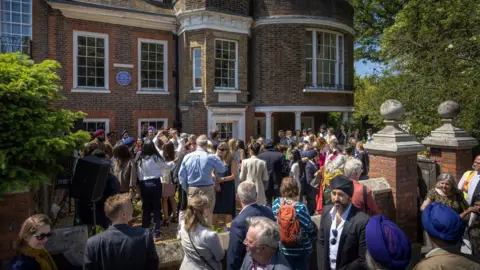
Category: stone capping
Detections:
[
  {"x1": 253, "y1": 15, "x2": 355, "y2": 35},
  {"x1": 45, "y1": 226, "x2": 88, "y2": 267},
  {"x1": 365, "y1": 100, "x2": 424, "y2": 156},
  {"x1": 422, "y1": 101, "x2": 478, "y2": 149},
  {"x1": 359, "y1": 177, "x2": 391, "y2": 196},
  {"x1": 177, "y1": 9, "x2": 253, "y2": 35}
]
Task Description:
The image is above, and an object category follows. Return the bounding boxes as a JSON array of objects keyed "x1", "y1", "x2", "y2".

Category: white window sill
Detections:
[
  {"x1": 214, "y1": 88, "x2": 241, "y2": 93},
  {"x1": 136, "y1": 90, "x2": 169, "y2": 95},
  {"x1": 190, "y1": 89, "x2": 202, "y2": 93},
  {"x1": 71, "y1": 88, "x2": 110, "y2": 93},
  {"x1": 303, "y1": 88, "x2": 353, "y2": 94}
]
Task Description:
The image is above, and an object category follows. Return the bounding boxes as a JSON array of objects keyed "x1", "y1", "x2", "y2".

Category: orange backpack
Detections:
[{"x1": 277, "y1": 198, "x2": 302, "y2": 247}]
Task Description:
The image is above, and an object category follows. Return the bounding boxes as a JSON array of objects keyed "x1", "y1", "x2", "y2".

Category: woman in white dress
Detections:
[
  {"x1": 180, "y1": 195, "x2": 224, "y2": 270},
  {"x1": 239, "y1": 142, "x2": 269, "y2": 205}
]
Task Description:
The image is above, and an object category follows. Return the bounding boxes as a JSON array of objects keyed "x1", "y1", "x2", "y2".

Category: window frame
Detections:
[
  {"x1": 137, "y1": 38, "x2": 168, "y2": 93},
  {"x1": 213, "y1": 38, "x2": 238, "y2": 91},
  {"x1": 82, "y1": 118, "x2": 110, "y2": 134},
  {"x1": 137, "y1": 118, "x2": 168, "y2": 137},
  {"x1": 306, "y1": 29, "x2": 345, "y2": 89},
  {"x1": 216, "y1": 122, "x2": 234, "y2": 140},
  {"x1": 192, "y1": 47, "x2": 202, "y2": 91},
  {"x1": 73, "y1": 31, "x2": 109, "y2": 92},
  {"x1": 0, "y1": 0, "x2": 33, "y2": 55}
]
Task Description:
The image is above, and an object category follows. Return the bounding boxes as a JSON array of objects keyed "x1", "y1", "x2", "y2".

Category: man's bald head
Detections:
[{"x1": 196, "y1": 135, "x2": 208, "y2": 148}]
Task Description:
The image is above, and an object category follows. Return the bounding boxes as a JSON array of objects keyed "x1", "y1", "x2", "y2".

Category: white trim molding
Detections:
[
  {"x1": 114, "y1": 63, "x2": 134, "y2": 68},
  {"x1": 207, "y1": 107, "x2": 247, "y2": 141},
  {"x1": 253, "y1": 15, "x2": 354, "y2": 35},
  {"x1": 137, "y1": 38, "x2": 169, "y2": 93},
  {"x1": 303, "y1": 89, "x2": 353, "y2": 94},
  {"x1": 48, "y1": 2, "x2": 176, "y2": 32},
  {"x1": 177, "y1": 9, "x2": 253, "y2": 35},
  {"x1": 83, "y1": 118, "x2": 110, "y2": 134},
  {"x1": 73, "y1": 31, "x2": 109, "y2": 91},
  {"x1": 137, "y1": 118, "x2": 168, "y2": 136},
  {"x1": 255, "y1": 105, "x2": 354, "y2": 113}
]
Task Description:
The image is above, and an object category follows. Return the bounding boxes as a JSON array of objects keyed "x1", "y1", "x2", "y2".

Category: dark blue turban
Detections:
[
  {"x1": 422, "y1": 202, "x2": 465, "y2": 243},
  {"x1": 366, "y1": 215, "x2": 411, "y2": 270},
  {"x1": 123, "y1": 137, "x2": 135, "y2": 146}
]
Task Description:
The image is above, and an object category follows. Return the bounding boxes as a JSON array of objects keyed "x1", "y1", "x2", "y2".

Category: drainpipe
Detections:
[{"x1": 174, "y1": 33, "x2": 181, "y2": 130}]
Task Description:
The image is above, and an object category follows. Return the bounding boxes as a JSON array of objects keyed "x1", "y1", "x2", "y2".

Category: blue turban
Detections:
[
  {"x1": 422, "y1": 202, "x2": 465, "y2": 243},
  {"x1": 123, "y1": 137, "x2": 135, "y2": 146},
  {"x1": 366, "y1": 215, "x2": 411, "y2": 270}
]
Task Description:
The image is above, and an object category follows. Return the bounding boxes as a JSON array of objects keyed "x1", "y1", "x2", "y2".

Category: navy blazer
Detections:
[
  {"x1": 84, "y1": 224, "x2": 159, "y2": 270},
  {"x1": 10, "y1": 255, "x2": 40, "y2": 270},
  {"x1": 227, "y1": 204, "x2": 275, "y2": 270},
  {"x1": 302, "y1": 160, "x2": 319, "y2": 187},
  {"x1": 258, "y1": 149, "x2": 287, "y2": 190}
]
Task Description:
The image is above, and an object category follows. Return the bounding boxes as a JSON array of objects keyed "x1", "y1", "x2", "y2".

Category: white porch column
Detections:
[
  {"x1": 265, "y1": 112, "x2": 272, "y2": 139},
  {"x1": 342, "y1": 112, "x2": 349, "y2": 123},
  {"x1": 295, "y1": 111, "x2": 302, "y2": 131}
]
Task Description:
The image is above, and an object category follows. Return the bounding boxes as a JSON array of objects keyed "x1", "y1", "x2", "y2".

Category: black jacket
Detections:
[
  {"x1": 227, "y1": 204, "x2": 275, "y2": 270},
  {"x1": 317, "y1": 204, "x2": 369, "y2": 270},
  {"x1": 84, "y1": 224, "x2": 159, "y2": 270},
  {"x1": 258, "y1": 149, "x2": 287, "y2": 190}
]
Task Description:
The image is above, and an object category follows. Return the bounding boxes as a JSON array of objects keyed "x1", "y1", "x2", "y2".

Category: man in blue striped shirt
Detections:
[{"x1": 178, "y1": 134, "x2": 226, "y2": 225}]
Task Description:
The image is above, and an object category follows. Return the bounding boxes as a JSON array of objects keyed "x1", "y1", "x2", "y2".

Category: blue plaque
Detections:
[{"x1": 116, "y1": 71, "x2": 131, "y2": 85}]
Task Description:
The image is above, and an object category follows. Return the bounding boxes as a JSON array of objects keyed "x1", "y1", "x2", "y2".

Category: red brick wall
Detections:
[
  {"x1": 175, "y1": 0, "x2": 249, "y2": 15},
  {"x1": 369, "y1": 154, "x2": 419, "y2": 241},
  {"x1": 251, "y1": 24, "x2": 354, "y2": 107},
  {"x1": 0, "y1": 192, "x2": 36, "y2": 261},
  {"x1": 252, "y1": 0, "x2": 354, "y2": 25},
  {"x1": 44, "y1": 13, "x2": 177, "y2": 137},
  {"x1": 441, "y1": 149, "x2": 473, "y2": 184},
  {"x1": 32, "y1": 0, "x2": 50, "y2": 61}
]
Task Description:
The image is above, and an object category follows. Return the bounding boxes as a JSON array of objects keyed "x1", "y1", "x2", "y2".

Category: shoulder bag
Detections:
[{"x1": 188, "y1": 232, "x2": 215, "y2": 270}]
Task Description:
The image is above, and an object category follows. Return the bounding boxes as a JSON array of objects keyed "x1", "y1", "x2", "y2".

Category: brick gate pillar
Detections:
[
  {"x1": 365, "y1": 100, "x2": 424, "y2": 242},
  {"x1": 422, "y1": 101, "x2": 478, "y2": 183}
]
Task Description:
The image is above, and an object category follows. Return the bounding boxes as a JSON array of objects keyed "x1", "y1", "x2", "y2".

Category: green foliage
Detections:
[
  {"x1": 347, "y1": 0, "x2": 409, "y2": 62},
  {"x1": 354, "y1": 0, "x2": 480, "y2": 141},
  {"x1": 0, "y1": 53, "x2": 90, "y2": 194}
]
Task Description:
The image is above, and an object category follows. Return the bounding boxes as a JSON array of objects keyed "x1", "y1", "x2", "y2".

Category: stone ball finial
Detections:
[
  {"x1": 380, "y1": 99, "x2": 405, "y2": 120},
  {"x1": 438, "y1": 100, "x2": 459, "y2": 119}
]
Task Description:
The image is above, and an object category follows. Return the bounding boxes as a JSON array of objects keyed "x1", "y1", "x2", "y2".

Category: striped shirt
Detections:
[{"x1": 272, "y1": 197, "x2": 316, "y2": 256}]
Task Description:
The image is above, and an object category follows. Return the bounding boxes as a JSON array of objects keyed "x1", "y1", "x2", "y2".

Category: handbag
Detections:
[
  {"x1": 188, "y1": 232, "x2": 215, "y2": 270},
  {"x1": 461, "y1": 212, "x2": 477, "y2": 255}
]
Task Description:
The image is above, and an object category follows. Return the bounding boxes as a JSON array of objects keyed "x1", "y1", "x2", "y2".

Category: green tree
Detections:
[
  {"x1": 354, "y1": 0, "x2": 480, "y2": 140},
  {"x1": 0, "y1": 53, "x2": 90, "y2": 194},
  {"x1": 348, "y1": 0, "x2": 409, "y2": 62}
]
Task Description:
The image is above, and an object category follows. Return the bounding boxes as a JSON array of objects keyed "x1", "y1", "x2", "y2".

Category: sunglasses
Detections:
[
  {"x1": 33, "y1": 232, "x2": 53, "y2": 241},
  {"x1": 330, "y1": 229, "x2": 338, "y2": 245},
  {"x1": 218, "y1": 148, "x2": 227, "y2": 151}
]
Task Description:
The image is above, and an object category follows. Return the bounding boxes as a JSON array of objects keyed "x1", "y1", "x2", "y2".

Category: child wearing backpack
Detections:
[{"x1": 272, "y1": 177, "x2": 317, "y2": 270}]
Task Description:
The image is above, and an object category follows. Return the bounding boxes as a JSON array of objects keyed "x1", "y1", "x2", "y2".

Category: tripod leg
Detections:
[{"x1": 92, "y1": 203, "x2": 97, "y2": 236}]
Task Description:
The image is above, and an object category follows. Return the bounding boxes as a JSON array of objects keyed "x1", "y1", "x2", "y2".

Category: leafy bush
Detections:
[{"x1": 0, "y1": 53, "x2": 90, "y2": 194}]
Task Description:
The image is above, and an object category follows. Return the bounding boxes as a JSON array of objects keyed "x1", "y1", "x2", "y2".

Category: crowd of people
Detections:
[{"x1": 8, "y1": 124, "x2": 480, "y2": 270}]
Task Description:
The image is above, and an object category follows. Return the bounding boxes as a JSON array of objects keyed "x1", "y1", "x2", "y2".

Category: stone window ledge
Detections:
[
  {"x1": 189, "y1": 89, "x2": 202, "y2": 93},
  {"x1": 303, "y1": 88, "x2": 353, "y2": 94},
  {"x1": 71, "y1": 88, "x2": 110, "y2": 93},
  {"x1": 213, "y1": 88, "x2": 241, "y2": 93},
  {"x1": 136, "y1": 90, "x2": 169, "y2": 95}
]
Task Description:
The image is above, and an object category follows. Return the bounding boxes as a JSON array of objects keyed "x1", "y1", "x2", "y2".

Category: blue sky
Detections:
[{"x1": 355, "y1": 60, "x2": 383, "y2": 77}]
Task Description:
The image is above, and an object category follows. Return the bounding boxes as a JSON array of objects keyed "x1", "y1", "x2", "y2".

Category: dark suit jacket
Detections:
[
  {"x1": 317, "y1": 204, "x2": 369, "y2": 270},
  {"x1": 84, "y1": 224, "x2": 159, "y2": 270},
  {"x1": 304, "y1": 160, "x2": 319, "y2": 187},
  {"x1": 258, "y1": 149, "x2": 287, "y2": 190},
  {"x1": 227, "y1": 204, "x2": 275, "y2": 270}
]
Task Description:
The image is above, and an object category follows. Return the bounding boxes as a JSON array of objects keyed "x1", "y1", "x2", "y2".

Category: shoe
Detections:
[{"x1": 154, "y1": 232, "x2": 164, "y2": 241}]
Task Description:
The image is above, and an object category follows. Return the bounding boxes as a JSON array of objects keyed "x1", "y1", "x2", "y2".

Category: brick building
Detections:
[{"x1": 16, "y1": 0, "x2": 353, "y2": 141}]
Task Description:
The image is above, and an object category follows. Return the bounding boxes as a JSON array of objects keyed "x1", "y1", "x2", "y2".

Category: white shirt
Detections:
[
  {"x1": 137, "y1": 155, "x2": 175, "y2": 181},
  {"x1": 328, "y1": 204, "x2": 352, "y2": 270}
]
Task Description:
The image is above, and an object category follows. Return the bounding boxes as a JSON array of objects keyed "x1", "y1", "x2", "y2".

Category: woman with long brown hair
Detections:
[
  {"x1": 113, "y1": 143, "x2": 137, "y2": 194},
  {"x1": 161, "y1": 141, "x2": 177, "y2": 226},
  {"x1": 10, "y1": 214, "x2": 57, "y2": 270},
  {"x1": 179, "y1": 195, "x2": 224, "y2": 270},
  {"x1": 212, "y1": 141, "x2": 237, "y2": 231}
]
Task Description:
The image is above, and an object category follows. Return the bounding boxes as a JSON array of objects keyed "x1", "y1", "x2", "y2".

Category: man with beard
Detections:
[
  {"x1": 458, "y1": 155, "x2": 480, "y2": 205},
  {"x1": 317, "y1": 175, "x2": 370, "y2": 270}
]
